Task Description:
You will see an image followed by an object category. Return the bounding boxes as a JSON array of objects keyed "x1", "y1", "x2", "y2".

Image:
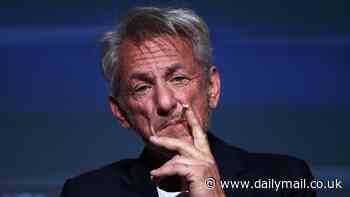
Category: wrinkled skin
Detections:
[{"x1": 109, "y1": 35, "x2": 225, "y2": 197}]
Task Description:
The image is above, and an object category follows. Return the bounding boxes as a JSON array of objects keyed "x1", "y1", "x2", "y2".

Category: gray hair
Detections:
[{"x1": 100, "y1": 7, "x2": 213, "y2": 96}]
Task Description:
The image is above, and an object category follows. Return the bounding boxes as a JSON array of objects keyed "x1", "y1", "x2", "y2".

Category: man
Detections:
[{"x1": 60, "y1": 7, "x2": 316, "y2": 197}]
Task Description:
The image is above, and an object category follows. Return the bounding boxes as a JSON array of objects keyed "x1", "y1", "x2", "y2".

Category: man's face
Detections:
[{"x1": 109, "y1": 36, "x2": 220, "y2": 145}]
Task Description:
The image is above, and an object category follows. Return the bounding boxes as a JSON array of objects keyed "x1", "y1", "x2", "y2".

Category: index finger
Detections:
[{"x1": 183, "y1": 104, "x2": 210, "y2": 152}]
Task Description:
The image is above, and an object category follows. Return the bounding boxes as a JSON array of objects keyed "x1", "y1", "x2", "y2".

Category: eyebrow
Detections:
[
  {"x1": 128, "y1": 63, "x2": 185, "y2": 82},
  {"x1": 164, "y1": 63, "x2": 185, "y2": 78},
  {"x1": 129, "y1": 72, "x2": 153, "y2": 82}
]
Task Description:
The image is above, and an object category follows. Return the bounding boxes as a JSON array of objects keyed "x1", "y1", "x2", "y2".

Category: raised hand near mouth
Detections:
[{"x1": 150, "y1": 104, "x2": 226, "y2": 197}]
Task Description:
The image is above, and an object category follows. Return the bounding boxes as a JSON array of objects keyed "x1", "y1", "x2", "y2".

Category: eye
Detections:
[
  {"x1": 133, "y1": 84, "x2": 150, "y2": 95},
  {"x1": 171, "y1": 76, "x2": 189, "y2": 84}
]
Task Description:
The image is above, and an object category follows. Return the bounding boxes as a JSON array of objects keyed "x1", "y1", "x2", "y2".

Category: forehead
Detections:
[{"x1": 118, "y1": 36, "x2": 195, "y2": 70}]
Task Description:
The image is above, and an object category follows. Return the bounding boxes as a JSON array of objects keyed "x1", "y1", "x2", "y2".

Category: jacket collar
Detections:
[{"x1": 207, "y1": 132, "x2": 247, "y2": 180}]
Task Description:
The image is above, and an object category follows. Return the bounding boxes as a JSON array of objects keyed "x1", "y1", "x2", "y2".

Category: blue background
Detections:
[{"x1": 0, "y1": 0, "x2": 349, "y2": 196}]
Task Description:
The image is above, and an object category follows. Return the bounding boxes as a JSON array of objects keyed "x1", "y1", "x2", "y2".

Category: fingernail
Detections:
[
  {"x1": 150, "y1": 170, "x2": 156, "y2": 175},
  {"x1": 150, "y1": 136, "x2": 157, "y2": 141}
]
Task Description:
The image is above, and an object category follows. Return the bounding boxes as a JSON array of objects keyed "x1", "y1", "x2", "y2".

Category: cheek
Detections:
[
  {"x1": 125, "y1": 99, "x2": 154, "y2": 137},
  {"x1": 190, "y1": 95, "x2": 209, "y2": 126}
]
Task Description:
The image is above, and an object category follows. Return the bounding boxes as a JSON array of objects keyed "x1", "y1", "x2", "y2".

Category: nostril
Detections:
[
  {"x1": 156, "y1": 98, "x2": 177, "y2": 117},
  {"x1": 157, "y1": 107, "x2": 171, "y2": 116}
]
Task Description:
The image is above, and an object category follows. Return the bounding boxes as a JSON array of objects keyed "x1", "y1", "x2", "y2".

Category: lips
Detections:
[{"x1": 157, "y1": 119, "x2": 187, "y2": 134}]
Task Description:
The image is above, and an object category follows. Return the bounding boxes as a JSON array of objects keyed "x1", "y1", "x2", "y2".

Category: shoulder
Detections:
[
  {"x1": 209, "y1": 133, "x2": 313, "y2": 180},
  {"x1": 67, "y1": 158, "x2": 136, "y2": 184},
  {"x1": 221, "y1": 144, "x2": 316, "y2": 196},
  {"x1": 244, "y1": 152, "x2": 313, "y2": 179},
  {"x1": 60, "y1": 159, "x2": 137, "y2": 197}
]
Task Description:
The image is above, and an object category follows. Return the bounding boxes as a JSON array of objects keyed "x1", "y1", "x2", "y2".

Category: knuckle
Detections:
[
  {"x1": 203, "y1": 162, "x2": 212, "y2": 169},
  {"x1": 165, "y1": 163, "x2": 176, "y2": 171},
  {"x1": 197, "y1": 166, "x2": 208, "y2": 175},
  {"x1": 207, "y1": 159, "x2": 216, "y2": 166},
  {"x1": 193, "y1": 125, "x2": 203, "y2": 133}
]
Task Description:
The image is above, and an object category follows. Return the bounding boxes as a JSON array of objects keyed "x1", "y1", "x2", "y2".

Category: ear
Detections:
[
  {"x1": 207, "y1": 65, "x2": 221, "y2": 109},
  {"x1": 108, "y1": 96, "x2": 131, "y2": 128}
]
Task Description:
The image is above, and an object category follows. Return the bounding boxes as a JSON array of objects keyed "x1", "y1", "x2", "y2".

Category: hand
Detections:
[{"x1": 149, "y1": 104, "x2": 226, "y2": 197}]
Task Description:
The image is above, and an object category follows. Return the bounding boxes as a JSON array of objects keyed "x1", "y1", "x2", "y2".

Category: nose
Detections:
[{"x1": 155, "y1": 83, "x2": 177, "y2": 117}]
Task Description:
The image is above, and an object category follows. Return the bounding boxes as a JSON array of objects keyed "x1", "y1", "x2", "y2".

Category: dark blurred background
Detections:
[{"x1": 0, "y1": 0, "x2": 349, "y2": 196}]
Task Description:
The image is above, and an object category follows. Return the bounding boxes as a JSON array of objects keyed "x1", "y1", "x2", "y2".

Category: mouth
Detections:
[{"x1": 157, "y1": 119, "x2": 187, "y2": 134}]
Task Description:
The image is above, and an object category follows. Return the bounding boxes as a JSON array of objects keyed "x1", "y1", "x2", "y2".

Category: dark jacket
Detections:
[{"x1": 60, "y1": 133, "x2": 316, "y2": 197}]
